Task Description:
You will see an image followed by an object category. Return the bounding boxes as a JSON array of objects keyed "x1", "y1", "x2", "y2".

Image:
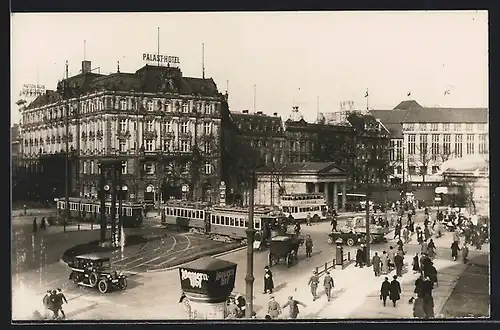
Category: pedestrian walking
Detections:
[
  {"x1": 23, "y1": 204, "x2": 27, "y2": 215},
  {"x1": 54, "y1": 288, "x2": 68, "y2": 319},
  {"x1": 402, "y1": 226, "x2": 409, "y2": 244},
  {"x1": 452, "y1": 229, "x2": 460, "y2": 244},
  {"x1": 394, "y1": 252, "x2": 404, "y2": 277},
  {"x1": 323, "y1": 271, "x2": 334, "y2": 301},
  {"x1": 308, "y1": 270, "x2": 320, "y2": 301},
  {"x1": 396, "y1": 239, "x2": 404, "y2": 255},
  {"x1": 267, "y1": 295, "x2": 282, "y2": 319},
  {"x1": 306, "y1": 212, "x2": 312, "y2": 226},
  {"x1": 422, "y1": 278, "x2": 435, "y2": 318},
  {"x1": 394, "y1": 223, "x2": 401, "y2": 240},
  {"x1": 461, "y1": 243, "x2": 469, "y2": 264},
  {"x1": 412, "y1": 253, "x2": 420, "y2": 274},
  {"x1": 282, "y1": 296, "x2": 306, "y2": 319},
  {"x1": 389, "y1": 275, "x2": 402, "y2": 307},
  {"x1": 380, "y1": 277, "x2": 391, "y2": 306},
  {"x1": 330, "y1": 216, "x2": 337, "y2": 232},
  {"x1": 372, "y1": 252, "x2": 381, "y2": 277},
  {"x1": 355, "y1": 247, "x2": 364, "y2": 267},
  {"x1": 40, "y1": 217, "x2": 47, "y2": 230},
  {"x1": 305, "y1": 235, "x2": 313, "y2": 258},
  {"x1": 33, "y1": 217, "x2": 38, "y2": 233},
  {"x1": 420, "y1": 240, "x2": 428, "y2": 255},
  {"x1": 451, "y1": 241, "x2": 460, "y2": 261},
  {"x1": 263, "y1": 266, "x2": 274, "y2": 294},
  {"x1": 427, "y1": 239, "x2": 436, "y2": 260},
  {"x1": 381, "y1": 251, "x2": 389, "y2": 275},
  {"x1": 387, "y1": 246, "x2": 395, "y2": 270},
  {"x1": 424, "y1": 226, "x2": 431, "y2": 241}
]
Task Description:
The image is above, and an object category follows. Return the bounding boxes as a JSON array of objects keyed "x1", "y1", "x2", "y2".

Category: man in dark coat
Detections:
[
  {"x1": 380, "y1": 277, "x2": 391, "y2": 306},
  {"x1": 33, "y1": 218, "x2": 38, "y2": 233},
  {"x1": 421, "y1": 277, "x2": 435, "y2": 318},
  {"x1": 394, "y1": 252, "x2": 404, "y2": 277},
  {"x1": 330, "y1": 216, "x2": 338, "y2": 232},
  {"x1": 263, "y1": 266, "x2": 274, "y2": 294},
  {"x1": 305, "y1": 235, "x2": 313, "y2": 258},
  {"x1": 355, "y1": 247, "x2": 364, "y2": 267},
  {"x1": 389, "y1": 275, "x2": 402, "y2": 307}
]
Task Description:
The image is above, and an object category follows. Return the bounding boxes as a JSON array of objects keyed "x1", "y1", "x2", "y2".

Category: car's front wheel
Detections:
[
  {"x1": 118, "y1": 277, "x2": 127, "y2": 290},
  {"x1": 89, "y1": 272, "x2": 98, "y2": 287},
  {"x1": 98, "y1": 279, "x2": 109, "y2": 294}
]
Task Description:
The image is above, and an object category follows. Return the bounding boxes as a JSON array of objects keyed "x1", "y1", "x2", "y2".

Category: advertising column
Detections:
[{"x1": 179, "y1": 256, "x2": 237, "y2": 320}]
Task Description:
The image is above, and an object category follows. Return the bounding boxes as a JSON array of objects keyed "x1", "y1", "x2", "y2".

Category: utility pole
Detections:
[
  {"x1": 245, "y1": 171, "x2": 256, "y2": 318},
  {"x1": 365, "y1": 185, "x2": 372, "y2": 267}
]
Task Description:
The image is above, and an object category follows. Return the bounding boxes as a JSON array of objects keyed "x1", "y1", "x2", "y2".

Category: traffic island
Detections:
[{"x1": 439, "y1": 254, "x2": 490, "y2": 318}]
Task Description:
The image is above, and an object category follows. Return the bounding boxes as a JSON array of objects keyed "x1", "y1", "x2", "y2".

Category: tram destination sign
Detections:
[{"x1": 142, "y1": 53, "x2": 180, "y2": 65}]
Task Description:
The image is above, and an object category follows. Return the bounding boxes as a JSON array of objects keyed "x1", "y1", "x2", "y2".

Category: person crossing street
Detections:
[
  {"x1": 308, "y1": 270, "x2": 320, "y2": 301},
  {"x1": 323, "y1": 271, "x2": 334, "y2": 302},
  {"x1": 305, "y1": 235, "x2": 313, "y2": 258}
]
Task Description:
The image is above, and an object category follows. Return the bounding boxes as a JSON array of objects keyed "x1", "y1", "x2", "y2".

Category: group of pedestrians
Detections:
[
  {"x1": 42, "y1": 288, "x2": 68, "y2": 320},
  {"x1": 32, "y1": 216, "x2": 49, "y2": 233}
]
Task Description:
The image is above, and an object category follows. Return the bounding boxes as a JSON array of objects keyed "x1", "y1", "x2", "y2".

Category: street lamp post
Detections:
[
  {"x1": 365, "y1": 188, "x2": 372, "y2": 267},
  {"x1": 245, "y1": 171, "x2": 256, "y2": 318}
]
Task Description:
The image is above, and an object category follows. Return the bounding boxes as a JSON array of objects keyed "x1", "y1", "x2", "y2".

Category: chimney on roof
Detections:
[
  {"x1": 256, "y1": 111, "x2": 263, "y2": 115},
  {"x1": 273, "y1": 112, "x2": 278, "y2": 116},
  {"x1": 82, "y1": 60, "x2": 91, "y2": 74},
  {"x1": 242, "y1": 110, "x2": 249, "y2": 114}
]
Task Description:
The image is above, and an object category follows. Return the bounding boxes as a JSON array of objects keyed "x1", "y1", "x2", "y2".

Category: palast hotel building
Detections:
[{"x1": 20, "y1": 57, "x2": 227, "y2": 203}]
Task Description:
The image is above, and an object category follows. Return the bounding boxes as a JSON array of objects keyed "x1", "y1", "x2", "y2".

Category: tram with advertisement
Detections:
[
  {"x1": 279, "y1": 193, "x2": 328, "y2": 223},
  {"x1": 55, "y1": 197, "x2": 144, "y2": 228}
]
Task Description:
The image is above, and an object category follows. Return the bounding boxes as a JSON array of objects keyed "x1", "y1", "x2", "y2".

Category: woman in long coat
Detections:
[
  {"x1": 389, "y1": 275, "x2": 402, "y2": 307},
  {"x1": 412, "y1": 253, "x2": 420, "y2": 273},
  {"x1": 264, "y1": 266, "x2": 274, "y2": 294},
  {"x1": 372, "y1": 252, "x2": 381, "y2": 277},
  {"x1": 426, "y1": 239, "x2": 436, "y2": 260}
]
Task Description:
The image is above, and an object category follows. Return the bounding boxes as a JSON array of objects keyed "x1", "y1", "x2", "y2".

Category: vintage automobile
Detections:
[
  {"x1": 327, "y1": 229, "x2": 366, "y2": 246},
  {"x1": 68, "y1": 253, "x2": 127, "y2": 293},
  {"x1": 268, "y1": 234, "x2": 304, "y2": 267}
]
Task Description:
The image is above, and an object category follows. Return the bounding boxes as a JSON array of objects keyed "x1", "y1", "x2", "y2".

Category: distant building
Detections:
[
  {"x1": 11, "y1": 124, "x2": 21, "y2": 168},
  {"x1": 19, "y1": 60, "x2": 226, "y2": 203},
  {"x1": 370, "y1": 100, "x2": 489, "y2": 202}
]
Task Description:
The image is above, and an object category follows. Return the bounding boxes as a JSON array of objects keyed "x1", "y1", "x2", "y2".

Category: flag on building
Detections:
[
  {"x1": 365, "y1": 90, "x2": 369, "y2": 98},
  {"x1": 407, "y1": 92, "x2": 411, "y2": 97}
]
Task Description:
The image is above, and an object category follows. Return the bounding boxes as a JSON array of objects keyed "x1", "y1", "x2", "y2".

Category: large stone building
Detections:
[{"x1": 20, "y1": 60, "x2": 226, "y2": 203}]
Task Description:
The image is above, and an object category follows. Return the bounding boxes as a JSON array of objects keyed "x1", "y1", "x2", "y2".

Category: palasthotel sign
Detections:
[{"x1": 142, "y1": 53, "x2": 180, "y2": 65}]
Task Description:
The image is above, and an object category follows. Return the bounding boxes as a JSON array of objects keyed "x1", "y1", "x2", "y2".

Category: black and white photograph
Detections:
[{"x1": 11, "y1": 11, "x2": 490, "y2": 321}]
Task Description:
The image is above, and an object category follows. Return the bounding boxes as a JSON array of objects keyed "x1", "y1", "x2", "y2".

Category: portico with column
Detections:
[{"x1": 254, "y1": 162, "x2": 349, "y2": 211}]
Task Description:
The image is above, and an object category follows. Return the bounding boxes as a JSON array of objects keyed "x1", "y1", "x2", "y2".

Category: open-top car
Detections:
[{"x1": 68, "y1": 253, "x2": 127, "y2": 293}]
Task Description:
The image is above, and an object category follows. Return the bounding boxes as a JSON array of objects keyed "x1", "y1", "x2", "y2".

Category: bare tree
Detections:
[{"x1": 413, "y1": 143, "x2": 434, "y2": 183}]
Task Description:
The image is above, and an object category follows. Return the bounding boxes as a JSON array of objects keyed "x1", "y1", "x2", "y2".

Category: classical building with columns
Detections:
[
  {"x1": 254, "y1": 162, "x2": 349, "y2": 210},
  {"x1": 19, "y1": 60, "x2": 226, "y2": 203}
]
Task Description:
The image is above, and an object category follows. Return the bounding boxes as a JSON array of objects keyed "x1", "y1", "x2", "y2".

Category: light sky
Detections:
[{"x1": 11, "y1": 11, "x2": 488, "y2": 125}]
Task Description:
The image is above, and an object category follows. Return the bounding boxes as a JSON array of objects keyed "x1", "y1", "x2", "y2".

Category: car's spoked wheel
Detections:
[
  {"x1": 119, "y1": 277, "x2": 127, "y2": 290},
  {"x1": 89, "y1": 272, "x2": 98, "y2": 287},
  {"x1": 98, "y1": 279, "x2": 108, "y2": 293}
]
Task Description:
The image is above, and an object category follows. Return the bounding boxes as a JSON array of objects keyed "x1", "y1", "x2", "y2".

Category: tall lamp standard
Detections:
[{"x1": 245, "y1": 170, "x2": 256, "y2": 318}]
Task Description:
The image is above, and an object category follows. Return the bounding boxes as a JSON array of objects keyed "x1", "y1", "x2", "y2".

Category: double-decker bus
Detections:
[{"x1": 279, "y1": 193, "x2": 328, "y2": 223}]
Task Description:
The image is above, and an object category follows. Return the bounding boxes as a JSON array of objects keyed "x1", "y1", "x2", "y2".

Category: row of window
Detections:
[
  {"x1": 121, "y1": 120, "x2": 213, "y2": 135},
  {"x1": 407, "y1": 134, "x2": 488, "y2": 156},
  {"x1": 165, "y1": 207, "x2": 205, "y2": 219},
  {"x1": 282, "y1": 206, "x2": 322, "y2": 213},
  {"x1": 405, "y1": 123, "x2": 487, "y2": 132},
  {"x1": 59, "y1": 202, "x2": 134, "y2": 216},
  {"x1": 210, "y1": 214, "x2": 261, "y2": 229}
]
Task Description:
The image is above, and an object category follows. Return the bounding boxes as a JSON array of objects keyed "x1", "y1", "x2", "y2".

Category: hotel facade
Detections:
[{"x1": 19, "y1": 60, "x2": 227, "y2": 203}]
